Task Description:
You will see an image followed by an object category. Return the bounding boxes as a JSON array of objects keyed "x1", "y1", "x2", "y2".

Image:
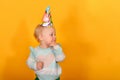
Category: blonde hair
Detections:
[
  {"x1": 34, "y1": 24, "x2": 43, "y2": 42},
  {"x1": 34, "y1": 24, "x2": 54, "y2": 42}
]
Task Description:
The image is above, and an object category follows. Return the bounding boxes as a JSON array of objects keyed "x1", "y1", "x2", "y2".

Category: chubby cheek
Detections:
[{"x1": 46, "y1": 37, "x2": 52, "y2": 43}]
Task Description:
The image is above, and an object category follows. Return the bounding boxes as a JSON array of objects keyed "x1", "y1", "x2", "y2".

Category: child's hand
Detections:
[{"x1": 36, "y1": 61, "x2": 43, "y2": 70}]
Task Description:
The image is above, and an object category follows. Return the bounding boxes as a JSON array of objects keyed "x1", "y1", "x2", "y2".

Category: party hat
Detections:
[{"x1": 41, "y1": 6, "x2": 53, "y2": 27}]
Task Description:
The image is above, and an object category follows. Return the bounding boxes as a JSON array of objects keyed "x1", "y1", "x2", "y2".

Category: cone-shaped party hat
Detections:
[{"x1": 41, "y1": 6, "x2": 53, "y2": 27}]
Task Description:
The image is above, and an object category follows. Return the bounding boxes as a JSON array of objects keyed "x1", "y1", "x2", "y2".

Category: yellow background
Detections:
[{"x1": 0, "y1": 0, "x2": 120, "y2": 80}]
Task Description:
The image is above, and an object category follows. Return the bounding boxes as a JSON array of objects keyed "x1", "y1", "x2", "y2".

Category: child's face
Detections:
[{"x1": 40, "y1": 27, "x2": 56, "y2": 46}]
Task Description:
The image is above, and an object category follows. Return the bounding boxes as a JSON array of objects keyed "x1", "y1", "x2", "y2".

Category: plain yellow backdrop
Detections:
[{"x1": 0, "y1": 0, "x2": 120, "y2": 80}]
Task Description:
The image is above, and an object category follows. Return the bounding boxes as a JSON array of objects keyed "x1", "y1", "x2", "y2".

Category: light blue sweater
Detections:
[{"x1": 27, "y1": 44, "x2": 65, "y2": 80}]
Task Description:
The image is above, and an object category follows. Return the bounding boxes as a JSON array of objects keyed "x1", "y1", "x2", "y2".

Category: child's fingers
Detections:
[{"x1": 37, "y1": 62, "x2": 44, "y2": 70}]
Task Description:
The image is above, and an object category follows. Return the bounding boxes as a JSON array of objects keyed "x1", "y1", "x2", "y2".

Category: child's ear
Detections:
[{"x1": 38, "y1": 34, "x2": 43, "y2": 41}]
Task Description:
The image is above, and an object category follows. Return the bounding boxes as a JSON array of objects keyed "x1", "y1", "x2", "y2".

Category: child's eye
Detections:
[
  {"x1": 50, "y1": 33, "x2": 56, "y2": 36},
  {"x1": 50, "y1": 33, "x2": 53, "y2": 36}
]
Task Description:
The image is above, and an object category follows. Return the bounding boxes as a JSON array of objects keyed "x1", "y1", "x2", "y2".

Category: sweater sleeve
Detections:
[
  {"x1": 26, "y1": 47, "x2": 37, "y2": 71},
  {"x1": 52, "y1": 44, "x2": 65, "y2": 62}
]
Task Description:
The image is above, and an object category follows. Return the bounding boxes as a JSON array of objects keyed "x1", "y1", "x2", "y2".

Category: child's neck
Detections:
[{"x1": 39, "y1": 42, "x2": 49, "y2": 48}]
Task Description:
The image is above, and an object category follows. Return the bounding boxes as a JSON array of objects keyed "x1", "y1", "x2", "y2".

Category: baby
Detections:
[{"x1": 26, "y1": 6, "x2": 65, "y2": 80}]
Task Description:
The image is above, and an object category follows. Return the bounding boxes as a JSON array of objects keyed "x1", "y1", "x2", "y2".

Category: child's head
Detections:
[
  {"x1": 34, "y1": 24, "x2": 56, "y2": 46},
  {"x1": 34, "y1": 6, "x2": 56, "y2": 46}
]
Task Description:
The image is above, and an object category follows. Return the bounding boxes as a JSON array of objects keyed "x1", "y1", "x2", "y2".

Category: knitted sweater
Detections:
[{"x1": 27, "y1": 44, "x2": 65, "y2": 80}]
